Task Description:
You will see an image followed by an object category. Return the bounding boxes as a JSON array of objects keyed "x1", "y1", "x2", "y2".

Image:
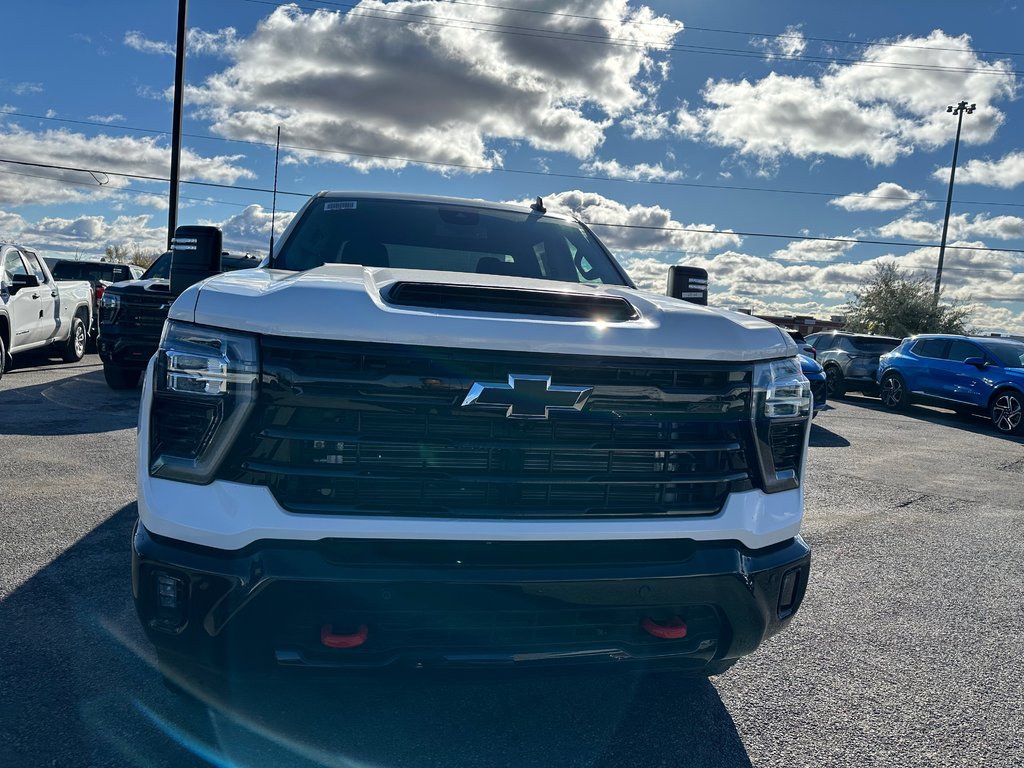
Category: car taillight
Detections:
[
  {"x1": 149, "y1": 321, "x2": 259, "y2": 484},
  {"x1": 95, "y1": 284, "x2": 106, "y2": 301},
  {"x1": 751, "y1": 358, "x2": 811, "y2": 493}
]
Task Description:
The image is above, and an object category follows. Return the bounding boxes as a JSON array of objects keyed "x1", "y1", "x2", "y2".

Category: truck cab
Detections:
[{"x1": 0, "y1": 242, "x2": 92, "y2": 380}]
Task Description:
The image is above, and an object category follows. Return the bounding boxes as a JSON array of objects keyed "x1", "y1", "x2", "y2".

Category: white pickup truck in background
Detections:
[{"x1": 0, "y1": 242, "x2": 93, "y2": 381}]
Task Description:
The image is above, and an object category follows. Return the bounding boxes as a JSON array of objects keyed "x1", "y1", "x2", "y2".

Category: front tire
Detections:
[
  {"x1": 61, "y1": 315, "x2": 87, "y2": 363},
  {"x1": 990, "y1": 391, "x2": 1024, "y2": 436},
  {"x1": 880, "y1": 372, "x2": 909, "y2": 410},
  {"x1": 825, "y1": 366, "x2": 846, "y2": 398},
  {"x1": 103, "y1": 364, "x2": 141, "y2": 390}
]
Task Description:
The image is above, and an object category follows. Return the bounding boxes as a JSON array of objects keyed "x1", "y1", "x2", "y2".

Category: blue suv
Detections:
[{"x1": 877, "y1": 335, "x2": 1024, "y2": 436}]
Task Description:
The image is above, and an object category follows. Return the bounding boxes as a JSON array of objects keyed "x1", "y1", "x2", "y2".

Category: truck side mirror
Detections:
[
  {"x1": 170, "y1": 225, "x2": 223, "y2": 296},
  {"x1": 666, "y1": 266, "x2": 709, "y2": 306},
  {"x1": 10, "y1": 273, "x2": 40, "y2": 293}
]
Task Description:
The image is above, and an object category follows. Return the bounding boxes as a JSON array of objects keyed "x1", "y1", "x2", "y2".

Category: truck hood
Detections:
[
  {"x1": 172, "y1": 266, "x2": 795, "y2": 362},
  {"x1": 105, "y1": 277, "x2": 173, "y2": 297}
]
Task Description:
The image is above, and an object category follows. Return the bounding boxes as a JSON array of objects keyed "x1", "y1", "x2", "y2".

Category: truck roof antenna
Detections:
[
  {"x1": 269, "y1": 125, "x2": 281, "y2": 259},
  {"x1": 530, "y1": 196, "x2": 546, "y2": 214}
]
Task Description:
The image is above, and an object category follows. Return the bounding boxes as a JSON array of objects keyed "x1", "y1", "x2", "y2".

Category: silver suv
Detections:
[{"x1": 805, "y1": 332, "x2": 901, "y2": 397}]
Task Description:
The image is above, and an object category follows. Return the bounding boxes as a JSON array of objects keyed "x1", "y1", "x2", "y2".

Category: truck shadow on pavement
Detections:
[
  {"x1": 837, "y1": 393, "x2": 1024, "y2": 444},
  {"x1": 809, "y1": 421, "x2": 851, "y2": 448},
  {"x1": 0, "y1": 367, "x2": 139, "y2": 435},
  {"x1": 0, "y1": 504, "x2": 755, "y2": 768}
]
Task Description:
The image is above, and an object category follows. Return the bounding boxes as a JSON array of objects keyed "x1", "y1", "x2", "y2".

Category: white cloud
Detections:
[
  {"x1": 86, "y1": 113, "x2": 126, "y2": 124},
  {"x1": 940, "y1": 150, "x2": 1024, "y2": 189},
  {"x1": 0, "y1": 204, "x2": 295, "y2": 261},
  {"x1": 682, "y1": 31, "x2": 1016, "y2": 165},
  {"x1": 12, "y1": 82, "x2": 43, "y2": 96},
  {"x1": 186, "y1": 27, "x2": 241, "y2": 57},
  {"x1": 124, "y1": 27, "x2": 243, "y2": 58},
  {"x1": 124, "y1": 31, "x2": 174, "y2": 56},
  {"x1": 12, "y1": 212, "x2": 168, "y2": 257},
  {"x1": 620, "y1": 110, "x2": 671, "y2": 140},
  {"x1": 202, "y1": 204, "x2": 295, "y2": 254},
  {"x1": 771, "y1": 237, "x2": 857, "y2": 262},
  {"x1": 878, "y1": 212, "x2": 1024, "y2": 242},
  {"x1": 190, "y1": 2, "x2": 683, "y2": 172},
  {"x1": 751, "y1": 24, "x2": 807, "y2": 60},
  {"x1": 830, "y1": 182, "x2": 922, "y2": 211},
  {"x1": 580, "y1": 158, "x2": 682, "y2": 181},
  {"x1": 0, "y1": 119, "x2": 255, "y2": 206},
  {"x1": 516, "y1": 190, "x2": 742, "y2": 256}
]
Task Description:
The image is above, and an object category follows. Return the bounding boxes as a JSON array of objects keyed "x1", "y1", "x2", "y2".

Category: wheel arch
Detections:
[
  {"x1": 0, "y1": 310, "x2": 10, "y2": 355},
  {"x1": 987, "y1": 384, "x2": 1024, "y2": 411}
]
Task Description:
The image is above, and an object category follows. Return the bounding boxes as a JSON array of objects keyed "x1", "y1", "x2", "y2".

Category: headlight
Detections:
[
  {"x1": 99, "y1": 292, "x2": 120, "y2": 322},
  {"x1": 149, "y1": 321, "x2": 259, "y2": 484},
  {"x1": 752, "y1": 358, "x2": 811, "y2": 493}
]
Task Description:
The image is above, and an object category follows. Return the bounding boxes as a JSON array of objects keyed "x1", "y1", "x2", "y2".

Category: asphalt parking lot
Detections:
[{"x1": 2, "y1": 354, "x2": 1023, "y2": 768}]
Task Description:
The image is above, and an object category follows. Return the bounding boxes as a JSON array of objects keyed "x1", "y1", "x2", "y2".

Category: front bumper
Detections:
[
  {"x1": 97, "y1": 325, "x2": 160, "y2": 369},
  {"x1": 132, "y1": 521, "x2": 810, "y2": 672}
]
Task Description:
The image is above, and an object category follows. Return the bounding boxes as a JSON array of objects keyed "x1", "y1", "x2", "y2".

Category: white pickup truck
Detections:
[
  {"x1": 133, "y1": 192, "x2": 811, "y2": 680},
  {"x1": 0, "y1": 242, "x2": 92, "y2": 380}
]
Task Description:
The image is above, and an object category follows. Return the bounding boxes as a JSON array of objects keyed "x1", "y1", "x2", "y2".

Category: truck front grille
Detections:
[
  {"x1": 218, "y1": 338, "x2": 759, "y2": 519},
  {"x1": 106, "y1": 292, "x2": 170, "y2": 333}
]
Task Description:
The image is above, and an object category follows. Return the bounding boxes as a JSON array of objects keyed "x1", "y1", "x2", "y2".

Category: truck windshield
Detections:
[
  {"x1": 141, "y1": 252, "x2": 172, "y2": 280},
  {"x1": 274, "y1": 197, "x2": 630, "y2": 286}
]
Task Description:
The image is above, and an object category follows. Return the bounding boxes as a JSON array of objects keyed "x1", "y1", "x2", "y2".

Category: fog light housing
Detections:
[
  {"x1": 778, "y1": 567, "x2": 801, "y2": 618},
  {"x1": 151, "y1": 571, "x2": 188, "y2": 633}
]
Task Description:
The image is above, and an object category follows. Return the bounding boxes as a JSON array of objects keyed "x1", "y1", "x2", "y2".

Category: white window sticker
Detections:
[{"x1": 324, "y1": 201, "x2": 357, "y2": 211}]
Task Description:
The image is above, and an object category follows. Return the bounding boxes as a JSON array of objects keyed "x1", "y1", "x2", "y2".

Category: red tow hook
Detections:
[
  {"x1": 641, "y1": 616, "x2": 688, "y2": 639},
  {"x1": 320, "y1": 623, "x2": 369, "y2": 649}
]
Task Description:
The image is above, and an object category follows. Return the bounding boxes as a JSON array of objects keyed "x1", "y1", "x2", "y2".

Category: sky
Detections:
[{"x1": 2, "y1": 0, "x2": 1023, "y2": 333}]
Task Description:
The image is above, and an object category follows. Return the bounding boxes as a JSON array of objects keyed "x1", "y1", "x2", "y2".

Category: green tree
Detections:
[{"x1": 844, "y1": 263, "x2": 972, "y2": 337}]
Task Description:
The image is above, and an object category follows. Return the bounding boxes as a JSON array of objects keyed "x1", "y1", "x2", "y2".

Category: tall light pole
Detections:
[
  {"x1": 167, "y1": 0, "x2": 189, "y2": 249},
  {"x1": 934, "y1": 100, "x2": 975, "y2": 303}
]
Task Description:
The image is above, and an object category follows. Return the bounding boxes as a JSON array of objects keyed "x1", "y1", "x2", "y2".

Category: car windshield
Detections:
[
  {"x1": 984, "y1": 341, "x2": 1024, "y2": 368},
  {"x1": 274, "y1": 197, "x2": 630, "y2": 286},
  {"x1": 849, "y1": 336, "x2": 900, "y2": 353}
]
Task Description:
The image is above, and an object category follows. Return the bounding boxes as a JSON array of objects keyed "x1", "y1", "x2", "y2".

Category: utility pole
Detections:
[
  {"x1": 167, "y1": 0, "x2": 189, "y2": 249},
  {"x1": 934, "y1": 100, "x2": 975, "y2": 303}
]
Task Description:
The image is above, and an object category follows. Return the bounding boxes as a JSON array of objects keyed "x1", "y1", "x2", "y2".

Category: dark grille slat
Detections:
[
  {"x1": 259, "y1": 427, "x2": 741, "y2": 453},
  {"x1": 219, "y1": 338, "x2": 758, "y2": 518},
  {"x1": 241, "y1": 459, "x2": 748, "y2": 485}
]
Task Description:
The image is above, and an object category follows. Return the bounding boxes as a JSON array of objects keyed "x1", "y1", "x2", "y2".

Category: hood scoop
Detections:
[{"x1": 386, "y1": 282, "x2": 640, "y2": 322}]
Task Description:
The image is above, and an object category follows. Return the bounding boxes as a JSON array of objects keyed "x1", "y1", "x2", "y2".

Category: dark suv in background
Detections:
[
  {"x1": 877, "y1": 335, "x2": 1024, "y2": 436},
  {"x1": 805, "y1": 331, "x2": 901, "y2": 397},
  {"x1": 97, "y1": 250, "x2": 259, "y2": 389}
]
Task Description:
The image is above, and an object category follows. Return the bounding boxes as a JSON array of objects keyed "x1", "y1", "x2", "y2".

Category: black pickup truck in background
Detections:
[
  {"x1": 97, "y1": 250, "x2": 259, "y2": 389},
  {"x1": 50, "y1": 259, "x2": 144, "y2": 348}
]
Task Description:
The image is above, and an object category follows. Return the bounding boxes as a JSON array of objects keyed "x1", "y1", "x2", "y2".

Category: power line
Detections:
[
  {"x1": 231, "y1": 0, "x2": 1023, "y2": 77},
  {"x1": 616, "y1": 245, "x2": 1024, "y2": 275},
  {"x1": 396, "y1": 0, "x2": 1024, "y2": 59},
  {"x1": 2, "y1": 155, "x2": 1023, "y2": 257},
  {"x1": 6, "y1": 110, "x2": 1024, "y2": 210},
  {"x1": 584, "y1": 219, "x2": 1024, "y2": 255},
  {"x1": 0, "y1": 166, "x2": 257, "y2": 208}
]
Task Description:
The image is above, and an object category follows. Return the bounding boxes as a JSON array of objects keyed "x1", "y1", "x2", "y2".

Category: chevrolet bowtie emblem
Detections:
[{"x1": 462, "y1": 374, "x2": 593, "y2": 419}]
